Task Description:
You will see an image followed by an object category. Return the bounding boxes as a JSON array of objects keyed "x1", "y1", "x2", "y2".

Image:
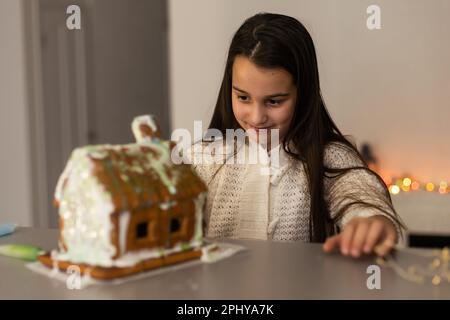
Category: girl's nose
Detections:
[{"x1": 249, "y1": 103, "x2": 268, "y2": 126}]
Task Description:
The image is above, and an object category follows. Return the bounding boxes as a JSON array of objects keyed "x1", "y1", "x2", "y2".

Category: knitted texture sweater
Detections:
[{"x1": 187, "y1": 139, "x2": 400, "y2": 242}]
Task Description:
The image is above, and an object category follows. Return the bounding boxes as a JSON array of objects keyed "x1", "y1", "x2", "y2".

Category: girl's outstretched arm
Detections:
[{"x1": 322, "y1": 142, "x2": 404, "y2": 258}]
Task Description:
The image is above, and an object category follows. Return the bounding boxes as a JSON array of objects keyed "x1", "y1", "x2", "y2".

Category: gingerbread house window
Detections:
[
  {"x1": 133, "y1": 218, "x2": 160, "y2": 247},
  {"x1": 167, "y1": 199, "x2": 196, "y2": 246},
  {"x1": 170, "y1": 217, "x2": 182, "y2": 233},
  {"x1": 136, "y1": 222, "x2": 149, "y2": 239},
  {"x1": 127, "y1": 207, "x2": 162, "y2": 251}
]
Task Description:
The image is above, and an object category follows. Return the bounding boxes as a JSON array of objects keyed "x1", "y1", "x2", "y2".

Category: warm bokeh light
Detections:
[
  {"x1": 411, "y1": 181, "x2": 420, "y2": 191},
  {"x1": 387, "y1": 177, "x2": 448, "y2": 195},
  {"x1": 401, "y1": 185, "x2": 411, "y2": 192},
  {"x1": 403, "y1": 178, "x2": 412, "y2": 187},
  {"x1": 390, "y1": 185, "x2": 400, "y2": 195}
]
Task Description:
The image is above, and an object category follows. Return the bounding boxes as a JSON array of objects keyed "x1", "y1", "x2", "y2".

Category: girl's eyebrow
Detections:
[{"x1": 232, "y1": 85, "x2": 290, "y2": 98}]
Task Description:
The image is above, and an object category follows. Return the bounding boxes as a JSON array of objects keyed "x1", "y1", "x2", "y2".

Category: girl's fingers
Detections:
[
  {"x1": 349, "y1": 221, "x2": 370, "y2": 257},
  {"x1": 374, "y1": 228, "x2": 397, "y2": 257},
  {"x1": 323, "y1": 216, "x2": 398, "y2": 258},
  {"x1": 363, "y1": 220, "x2": 384, "y2": 254},
  {"x1": 340, "y1": 223, "x2": 356, "y2": 256},
  {"x1": 323, "y1": 234, "x2": 341, "y2": 252}
]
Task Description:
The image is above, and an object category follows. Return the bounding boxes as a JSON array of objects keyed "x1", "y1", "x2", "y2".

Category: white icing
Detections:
[
  {"x1": 142, "y1": 140, "x2": 178, "y2": 194},
  {"x1": 159, "y1": 200, "x2": 177, "y2": 210},
  {"x1": 118, "y1": 211, "x2": 130, "y2": 256},
  {"x1": 132, "y1": 115, "x2": 158, "y2": 143},
  {"x1": 55, "y1": 148, "x2": 116, "y2": 266},
  {"x1": 200, "y1": 242, "x2": 245, "y2": 263},
  {"x1": 54, "y1": 153, "x2": 74, "y2": 201},
  {"x1": 194, "y1": 192, "x2": 207, "y2": 241}
]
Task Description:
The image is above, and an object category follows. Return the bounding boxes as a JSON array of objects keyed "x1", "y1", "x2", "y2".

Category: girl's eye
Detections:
[
  {"x1": 237, "y1": 95, "x2": 249, "y2": 102},
  {"x1": 267, "y1": 99, "x2": 282, "y2": 106}
]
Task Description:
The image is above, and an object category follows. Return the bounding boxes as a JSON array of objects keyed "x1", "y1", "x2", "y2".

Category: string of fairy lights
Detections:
[
  {"x1": 360, "y1": 144, "x2": 448, "y2": 196},
  {"x1": 387, "y1": 177, "x2": 449, "y2": 195}
]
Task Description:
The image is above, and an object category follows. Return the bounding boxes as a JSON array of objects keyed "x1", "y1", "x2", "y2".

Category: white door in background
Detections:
[{"x1": 36, "y1": 0, "x2": 170, "y2": 227}]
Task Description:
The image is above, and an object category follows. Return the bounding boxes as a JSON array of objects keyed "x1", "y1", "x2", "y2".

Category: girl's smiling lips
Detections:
[{"x1": 247, "y1": 125, "x2": 274, "y2": 131}]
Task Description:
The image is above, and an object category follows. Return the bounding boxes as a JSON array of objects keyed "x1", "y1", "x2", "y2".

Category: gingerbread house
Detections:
[{"x1": 38, "y1": 115, "x2": 207, "y2": 279}]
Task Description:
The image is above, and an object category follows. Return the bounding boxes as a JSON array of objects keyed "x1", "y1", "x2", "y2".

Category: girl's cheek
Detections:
[
  {"x1": 277, "y1": 103, "x2": 295, "y2": 123},
  {"x1": 233, "y1": 102, "x2": 247, "y2": 120}
]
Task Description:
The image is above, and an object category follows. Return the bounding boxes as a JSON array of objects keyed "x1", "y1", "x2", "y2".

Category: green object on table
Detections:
[{"x1": 0, "y1": 244, "x2": 44, "y2": 261}]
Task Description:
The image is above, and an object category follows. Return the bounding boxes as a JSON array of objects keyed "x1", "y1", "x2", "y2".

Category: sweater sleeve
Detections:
[{"x1": 323, "y1": 142, "x2": 403, "y2": 240}]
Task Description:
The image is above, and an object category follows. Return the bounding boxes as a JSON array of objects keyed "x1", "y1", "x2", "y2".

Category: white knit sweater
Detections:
[{"x1": 187, "y1": 139, "x2": 400, "y2": 242}]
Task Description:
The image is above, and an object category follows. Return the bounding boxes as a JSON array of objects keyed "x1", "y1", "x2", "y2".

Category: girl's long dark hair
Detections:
[{"x1": 207, "y1": 12, "x2": 404, "y2": 242}]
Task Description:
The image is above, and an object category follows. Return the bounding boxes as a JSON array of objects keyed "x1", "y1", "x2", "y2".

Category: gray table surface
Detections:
[{"x1": 0, "y1": 227, "x2": 449, "y2": 299}]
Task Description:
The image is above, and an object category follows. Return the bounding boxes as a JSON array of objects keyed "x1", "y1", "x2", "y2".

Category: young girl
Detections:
[{"x1": 189, "y1": 12, "x2": 404, "y2": 258}]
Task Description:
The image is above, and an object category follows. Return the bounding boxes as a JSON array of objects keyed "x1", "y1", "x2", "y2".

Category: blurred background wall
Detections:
[
  {"x1": 169, "y1": 0, "x2": 450, "y2": 184},
  {"x1": 0, "y1": 0, "x2": 449, "y2": 233},
  {"x1": 0, "y1": 0, "x2": 33, "y2": 226}
]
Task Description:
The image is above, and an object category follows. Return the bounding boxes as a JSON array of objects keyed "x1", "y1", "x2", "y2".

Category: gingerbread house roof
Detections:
[{"x1": 54, "y1": 115, "x2": 207, "y2": 214}]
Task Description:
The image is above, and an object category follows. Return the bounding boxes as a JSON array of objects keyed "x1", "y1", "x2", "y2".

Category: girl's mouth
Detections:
[{"x1": 248, "y1": 126, "x2": 274, "y2": 132}]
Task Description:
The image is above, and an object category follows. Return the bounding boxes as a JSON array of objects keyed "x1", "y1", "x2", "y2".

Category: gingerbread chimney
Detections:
[{"x1": 132, "y1": 115, "x2": 162, "y2": 142}]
